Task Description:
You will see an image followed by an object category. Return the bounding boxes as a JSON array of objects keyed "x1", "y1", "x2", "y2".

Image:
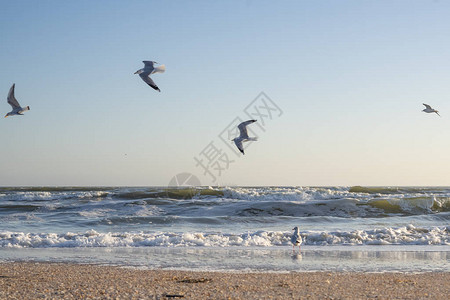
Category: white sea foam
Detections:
[
  {"x1": 0, "y1": 225, "x2": 447, "y2": 248},
  {"x1": 0, "y1": 191, "x2": 109, "y2": 201},
  {"x1": 78, "y1": 208, "x2": 115, "y2": 218},
  {"x1": 219, "y1": 186, "x2": 450, "y2": 207},
  {"x1": 221, "y1": 187, "x2": 357, "y2": 202}
]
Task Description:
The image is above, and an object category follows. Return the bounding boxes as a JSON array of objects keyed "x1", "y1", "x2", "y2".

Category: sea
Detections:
[{"x1": 0, "y1": 186, "x2": 448, "y2": 273}]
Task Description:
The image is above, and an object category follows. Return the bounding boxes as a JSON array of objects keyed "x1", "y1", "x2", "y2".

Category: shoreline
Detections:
[
  {"x1": 1, "y1": 263, "x2": 448, "y2": 299},
  {"x1": 1, "y1": 246, "x2": 448, "y2": 273}
]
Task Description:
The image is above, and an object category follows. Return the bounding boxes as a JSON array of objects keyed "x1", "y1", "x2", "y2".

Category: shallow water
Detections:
[
  {"x1": 0, "y1": 186, "x2": 448, "y2": 271},
  {"x1": 0, "y1": 246, "x2": 448, "y2": 273}
]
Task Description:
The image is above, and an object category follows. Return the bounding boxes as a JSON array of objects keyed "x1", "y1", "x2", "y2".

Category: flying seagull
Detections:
[
  {"x1": 422, "y1": 103, "x2": 440, "y2": 116},
  {"x1": 291, "y1": 226, "x2": 302, "y2": 253},
  {"x1": 5, "y1": 84, "x2": 30, "y2": 118},
  {"x1": 134, "y1": 61, "x2": 166, "y2": 92},
  {"x1": 232, "y1": 119, "x2": 257, "y2": 155}
]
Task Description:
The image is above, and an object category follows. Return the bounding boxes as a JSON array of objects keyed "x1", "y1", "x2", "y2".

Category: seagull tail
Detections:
[
  {"x1": 153, "y1": 64, "x2": 166, "y2": 74},
  {"x1": 24, "y1": 106, "x2": 30, "y2": 111}
]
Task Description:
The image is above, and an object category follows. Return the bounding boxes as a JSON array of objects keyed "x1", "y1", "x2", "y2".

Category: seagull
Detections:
[
  {"x1": 422, "y1": 103, "x2": 440, "y2": 116},
  {"x1": 232, "y1": 120, "x2": 257, "y2": 155},
  {"x1": 5, "y1": 84, "x2": 30, "y2": 118},
  {"x1": 291, "y1": 226, "x2": 302, "y2": 252},
  {"x1": 134, "y1": 61, "x2": 166, "y2": 92}
]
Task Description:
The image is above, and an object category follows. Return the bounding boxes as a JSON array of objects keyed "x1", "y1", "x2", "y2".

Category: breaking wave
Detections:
[
  {"x1": 0, "y1": 186, "x2": 449, "y2": 219},
  {"x1": 0, "y1": 225, "x2": 447, "y2": 248}
]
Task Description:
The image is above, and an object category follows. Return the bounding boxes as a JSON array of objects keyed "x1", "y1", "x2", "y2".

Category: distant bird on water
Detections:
[
  {"x1": 5, "y1": 84, "x2": 30, "y2": 118},
  {"x1": 291, "y1": 226, "x2": 302, "y2": 252},
  {"x1": 232, "y1": 120, "x2": 258, "y2": 155},
  {"x1": 422, "y1": 103, "x2": 440, "y2": 116},
  {"x1": 134, "y1": 61, "x2": 166, "y2": 92}
]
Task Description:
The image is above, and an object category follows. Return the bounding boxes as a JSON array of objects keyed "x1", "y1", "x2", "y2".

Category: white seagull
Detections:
[
  {"x1": 422, "y1": 103, "x2": 440, "y2": 116},
  {"x1": 5, "y1": 84, "x2": 30, "y2": 118},
  {"x1": 232, "y1": 119, "x2": 257, "y2": 155},
  {"x1": 134, "y1": 61, "x2": 166, "y2": 92},
  {"x1": 291, "y1": 226, "x2": 302, "y2": 252}
]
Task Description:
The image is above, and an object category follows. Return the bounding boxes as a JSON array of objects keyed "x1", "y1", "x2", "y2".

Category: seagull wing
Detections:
[
  {"x1": 237, "y1": 119, "x2": 257, "y2": 138},
  {"x1": 423, "y1": 103, "x2": 432, "y2": 109},
  {"x1": 234, "y1": 138, "x2": 245, "y2": 154},
  {"x1": 291, "y1": 233, "x2": 301, "y2": 245},
  {"x1": 139, "y1": 73, "x2": 160, "y2": 92},
  {"x1": 143, "y1": 61, "x2": 155, "y2": 69},
  {"x1": 7, "y1": 84, "x2": 21, "y2": 109}
]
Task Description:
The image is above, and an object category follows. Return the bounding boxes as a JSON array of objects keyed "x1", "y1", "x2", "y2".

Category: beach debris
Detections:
[
  {"x1": 177, "y1": 277, "x2": 211, "y2": 284},
  {"x1": 163, "y1": 294, "x2": 185, "y2": 298}
]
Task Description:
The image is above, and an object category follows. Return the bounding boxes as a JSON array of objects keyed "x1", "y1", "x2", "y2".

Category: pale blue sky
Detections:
[{"x1": 1, "y1": 0, "x2": 450, "y2": 186}]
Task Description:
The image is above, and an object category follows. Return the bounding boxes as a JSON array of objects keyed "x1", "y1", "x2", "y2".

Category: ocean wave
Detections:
[
  {"x1": 221, "y1": 186, "x2": 354, "y2": 202},
  {"x1": 113, "y1": 188, "x2": 223, "y2": 200},
  {"x1": 0, "y1": 186, "x2": 365, "y2": 202},
  {"x1": 367, "y1": 197, "x2": 450, "y2": 214},
  {"x1": 0, "y1": 187, "x2": 110, "y2": 192},
  {"x1": 0, "y1": 187, "x2": 449, "y2": 221},
  {"x1": 348, "y1": 186, "x2": 450, "y2": 194},
  {"x1": 0, "y1": 225, "x2": 447, "y2": 248},
  {"x1": 0, "y1": 190, "x2": 109, "y2": 201}
]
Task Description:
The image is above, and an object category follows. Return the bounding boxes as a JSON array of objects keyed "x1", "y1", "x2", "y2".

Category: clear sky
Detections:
[{"x1": 1, "y1": 0, "x2": 450, "y2": 186}]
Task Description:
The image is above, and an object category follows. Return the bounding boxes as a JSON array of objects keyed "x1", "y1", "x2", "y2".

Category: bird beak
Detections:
[{"x1": 4, "y1": 115, "x2": 7, "y2": 118}]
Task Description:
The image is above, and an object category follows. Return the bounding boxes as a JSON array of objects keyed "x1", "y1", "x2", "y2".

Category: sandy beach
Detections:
[{"x1": 0, "y1": 263, "x2": 448, "y2": 299}]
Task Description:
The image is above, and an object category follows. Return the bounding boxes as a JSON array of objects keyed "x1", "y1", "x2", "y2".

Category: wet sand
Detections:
[{"x1": 0, "y1": 262, "x2": 448, "y2": 299}]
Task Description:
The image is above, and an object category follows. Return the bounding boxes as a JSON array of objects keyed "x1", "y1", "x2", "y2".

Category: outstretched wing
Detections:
[
  {"x1": 7, "y1": 84, "x2": 21, "y2": 109},
  {"x1": 139, "y1": 73, "x2": 160, "y2": 92},
  {"x1": 237, "y1": 119, "x2": 257, "y2": 138},
  {"x1": 233, "y1": 138, "x2": 244, "y2": 154},
  {"x1": 143, "y1": 61, "x2": 155, "y2": 68},
  {"x1": 423, "y1": 103, "x2": 432, "y2": 109}
]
